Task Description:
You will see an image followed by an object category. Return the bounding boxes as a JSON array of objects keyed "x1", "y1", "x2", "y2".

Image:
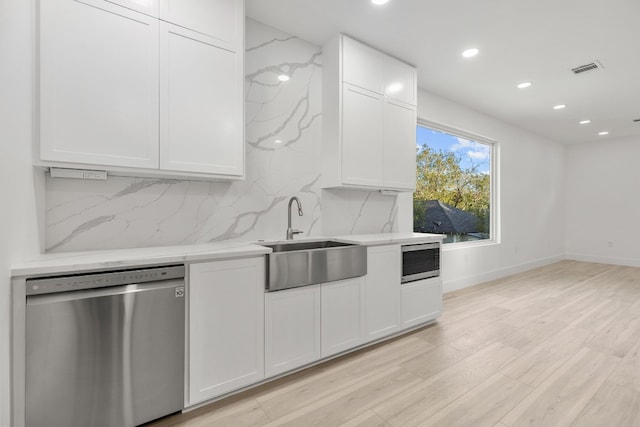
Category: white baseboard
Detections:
[
  {"x1": 442, "y1": 254, "x2": 565, "y2": 293},
  {"x1": 565, "y1": 253, "x2": 640, "y2": 268}
]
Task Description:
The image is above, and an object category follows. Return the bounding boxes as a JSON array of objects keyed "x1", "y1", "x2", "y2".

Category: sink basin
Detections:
[{"x1": 260, "y1": 240, "x2": 367, "y2": 291}]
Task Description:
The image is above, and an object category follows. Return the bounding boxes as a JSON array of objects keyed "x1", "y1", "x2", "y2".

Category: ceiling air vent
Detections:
[
  {"x1": 571, "y1": 60, "x2": 604, "y2": 75},
  {"x1": 634, "y1": 118, "x2": 640, "y2": 123}
]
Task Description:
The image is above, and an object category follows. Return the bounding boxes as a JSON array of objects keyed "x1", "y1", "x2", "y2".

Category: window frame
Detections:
[{"x1": 415, "y1": 118, "x2": 500, "y2": 248}]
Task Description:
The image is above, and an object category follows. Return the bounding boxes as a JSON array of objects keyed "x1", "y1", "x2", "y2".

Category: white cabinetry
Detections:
[
  {"x1": 188, "y1": 257, "x2": 264, "y2": 405},
  {"x1": 107, "y1": 0, "x2": 159, "y2": 16},
  {"x1": 159, "y1": 22, "x2": 243, "y2": 175},
  {"x1": 265, "y1": 285, "x2": 321, "y2": 377},
  {"x1": 322, "y1": 34, "x2": 417, "y2": 191},
  {"x1": 264, "y1": 276, "x2": 367, "y2": 374},
  {"x1": 39, "y1": 0, "x2": 159, "y2": 169},
  {"x1": 340, "y1": 84, "x2": 384, "y2": 187},
  {"x1": 321, "y1": 277, "x2": 366, "y2": 358},
  {"x1": 39, "y1": 0, "x2": 244, "y2": 179},
  {"x1": 364, "y1": 245, "x2": 402, "y2": 341},
  {"x1": 160, "y1": 0, "x2": 241, "y2": 47},
  {"x1": 402, "y1": 277, "x2": 443, "y2": 329}
]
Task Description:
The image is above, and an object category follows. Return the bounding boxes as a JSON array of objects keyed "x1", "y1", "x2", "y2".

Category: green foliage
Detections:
[{"x1": 414, "y1": 145, "x2": 490, "y2": 233}]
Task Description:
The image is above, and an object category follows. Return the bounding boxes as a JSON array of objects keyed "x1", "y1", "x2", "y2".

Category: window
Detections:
[{"x1": 414, "y1": 121, "x2": 496, "y2": 244}]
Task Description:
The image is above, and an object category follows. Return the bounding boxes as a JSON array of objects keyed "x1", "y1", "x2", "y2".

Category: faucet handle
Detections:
[{"x1": 292, "y1": 229, "x2": 304, "y2": 236}]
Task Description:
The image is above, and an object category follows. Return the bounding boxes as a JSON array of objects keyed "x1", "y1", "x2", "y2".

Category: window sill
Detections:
[{"x1": 441, "y1": 239, "x2": 499, "y2": 251}]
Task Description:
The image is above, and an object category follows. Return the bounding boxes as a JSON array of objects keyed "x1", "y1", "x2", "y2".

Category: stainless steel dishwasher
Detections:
[{"x1": 25, "y1": 265, "x2": 186, "y2": 427}]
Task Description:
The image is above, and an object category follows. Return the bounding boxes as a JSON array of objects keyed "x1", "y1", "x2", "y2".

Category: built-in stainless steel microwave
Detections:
[{"x1": 401, "y1": 242, "x2": 440, "y2": 283}]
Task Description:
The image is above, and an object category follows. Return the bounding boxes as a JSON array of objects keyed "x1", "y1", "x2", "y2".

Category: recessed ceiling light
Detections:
[
  {"x1": 277, "y1": 74, "x2": 290, "y2": 82},
  {"x1": 553, "y1": 104, "x2": 566, "y2": 110},
  {"x1": 274, "y1": 139, "x2": 283, "y2": 144},
  {"x1": 371, "y1": 0, "x2": 389, "y2": 5},
  {"x1": 462, "y1": 48, "x2": 479, "y2": 58},
  {"x1": 598, "y1": 131, "x2": 609, "y2": 136},
  {"x1": 517, "y1": 82, "x2": 532, "y2": 89},
  {"x1": 579, "y1": 120, "x2": 591, "y2": 125}
]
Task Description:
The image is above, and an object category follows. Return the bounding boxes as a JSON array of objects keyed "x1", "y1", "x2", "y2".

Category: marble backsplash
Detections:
[{"x1": 45, "y1": 19, "x2": 400, "y2": 253}]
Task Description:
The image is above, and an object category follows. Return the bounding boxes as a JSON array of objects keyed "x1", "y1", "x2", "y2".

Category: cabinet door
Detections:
[
  {"x1": 188, "y1": 258, "x2": 265, "y2": 405},
  {"x1": 364, "y1": 245, "x2": 402, "y2": 341},
  {"x1": 383, "y1": 57, "x2": 417, "y2": 106},
  {"x1": 159, "y1": 0, "x2": 242, "y2": 49},
  {"x1": 402, "y1": 277, "x2": 443, "y2": 329},
  {"x1": 265, "y1": 286, "x2": 321, "y2": 377},
  {"x1": 321, "y1": 278, "x2": 365, "y2": 358},
  {"x1": 383, "y1": 99, "x2": 417, "y2": 191},
  {"x1": 40, "y1": 0, "x2": 159, "y2": 169},
  {"x1": 105, "y1": 0, "x2": 159, "y2": 17},
  {"x1": 341, "y1": 35, "x2": 384, "y2": 94},
  {"x1": 341, "y1": 84, "x2": 384, "y2": 187},
  {"x1": 160, "y1": 22, "x2": 244, "y2": 176}
]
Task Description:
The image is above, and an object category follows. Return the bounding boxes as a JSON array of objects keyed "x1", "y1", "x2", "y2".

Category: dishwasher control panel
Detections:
[{"x1": 26, "y1": 265, "x2": 185, "y2": 295}]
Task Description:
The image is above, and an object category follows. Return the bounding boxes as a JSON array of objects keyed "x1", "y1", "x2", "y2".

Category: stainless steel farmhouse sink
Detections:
[{"x1": 260, "y1": 240, "x2": 367, "y2": 291}]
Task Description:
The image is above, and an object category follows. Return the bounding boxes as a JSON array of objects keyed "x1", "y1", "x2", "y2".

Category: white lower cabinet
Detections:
[
  {"x1": 321, "y1": 277, "x2": 366, "y2": 358},
  {"x1": 364, "y1": 245, "x2": 402, "y2": 341},
  {"x1": 402, "y1": 277, "x2": 443, "y2": 329},
  {"x1": 188, "y1": 258, "x2": 264, "y2": 406},
  {"x1": 264, "y1": 285, "x2": 321, "y2": 377}
]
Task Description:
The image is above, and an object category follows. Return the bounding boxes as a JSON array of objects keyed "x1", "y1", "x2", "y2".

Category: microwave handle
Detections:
[{"x1": 401, "y1": 242, "x2": 440, "y2": 252}]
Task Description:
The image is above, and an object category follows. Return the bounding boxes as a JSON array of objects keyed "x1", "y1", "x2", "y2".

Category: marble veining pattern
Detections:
[{"x1": 45, "y1": 19, "x2": 399, "y2": 253}]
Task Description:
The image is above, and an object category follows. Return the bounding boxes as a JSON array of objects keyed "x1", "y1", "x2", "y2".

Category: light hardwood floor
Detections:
[{"x1": 151, "y1": 261, "x2": 640, "y2": 427}]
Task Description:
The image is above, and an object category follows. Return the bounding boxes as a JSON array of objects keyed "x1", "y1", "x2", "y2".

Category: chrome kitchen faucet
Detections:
[{"x1": 286, "y1": 196, "x2": 304, "y2": 240}]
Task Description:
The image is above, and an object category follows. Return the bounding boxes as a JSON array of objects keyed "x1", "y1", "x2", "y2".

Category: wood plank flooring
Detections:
[{"x1": 151, "y1": 261, "x2": 640, "y2": 427}]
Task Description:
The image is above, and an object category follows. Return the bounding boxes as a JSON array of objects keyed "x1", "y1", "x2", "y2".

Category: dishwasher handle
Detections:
[{"x1": 26, "y1": 279, "x2": 185, "y2": 306}]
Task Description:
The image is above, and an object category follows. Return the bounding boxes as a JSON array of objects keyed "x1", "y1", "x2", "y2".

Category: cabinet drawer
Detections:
[{"x1": 402, "y1": 277, "x2": 442, "y2": 329}]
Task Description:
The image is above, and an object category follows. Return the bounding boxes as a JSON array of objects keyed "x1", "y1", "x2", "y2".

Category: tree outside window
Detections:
[{"x1": 414, "y1": 124, "x2": 494, "y2": 244}]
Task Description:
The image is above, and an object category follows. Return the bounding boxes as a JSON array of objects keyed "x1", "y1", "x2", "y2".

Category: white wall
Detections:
[
  {"x1": 0, "y1": 0, "x2": 42, "y2": 425},
  {"x1": 417, "y1": 90, "x2": 566, "y2": 292},
  {"x1": 565, "y1": 136, "x2": 640, "y2": 266}
]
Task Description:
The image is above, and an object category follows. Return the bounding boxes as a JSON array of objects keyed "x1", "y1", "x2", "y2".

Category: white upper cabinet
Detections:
[
  {"x1": 159, "y1": 0, "x2": 241, "y2": 49},
  {"x1": 40, "y1": 0, "x2": 159, "y2": 169},
  {"x1": 105, "y1": 0, "x2": 159, "y2": 17},
  {"x1": 341, "y1": 36, "x2": 384, "y2": 94},
  {"x1": 383, "y1": 55, "x2": 417, "y2": 106},
  {"x1": 159, "y1": 23, "x2": 243, "y2": 176},
  {"x1": 322, "y1": 34, "x2": 417, "y2": 192},
  {"x1": 38, "y1": 0, "x2": 245, "y2": 180},
  {"x1": 340, "y1": 84, "x2": 384, "y2": 187},
  {"x1": 383, "y1": 99, "x2": 418, "y2": 190},
  {"x1": 341, "y1": 36, "x2": 416, "y2": 106}
]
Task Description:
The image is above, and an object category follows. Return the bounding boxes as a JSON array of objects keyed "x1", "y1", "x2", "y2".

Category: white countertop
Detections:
[
  {"x1": 11, "y1": 242, "x2": 271, "y2": 277},
  {"x1": 11, "y1": 233, "x2": 443, "y2": 277},
  {"x1": 334, "y1": 232, "x2": 444, "y2": 246}
]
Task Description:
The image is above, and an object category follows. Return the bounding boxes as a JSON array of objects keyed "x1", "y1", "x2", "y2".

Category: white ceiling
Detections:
[{"x1": 246, "y1": 0, "x2": 640, "y2": 144}]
